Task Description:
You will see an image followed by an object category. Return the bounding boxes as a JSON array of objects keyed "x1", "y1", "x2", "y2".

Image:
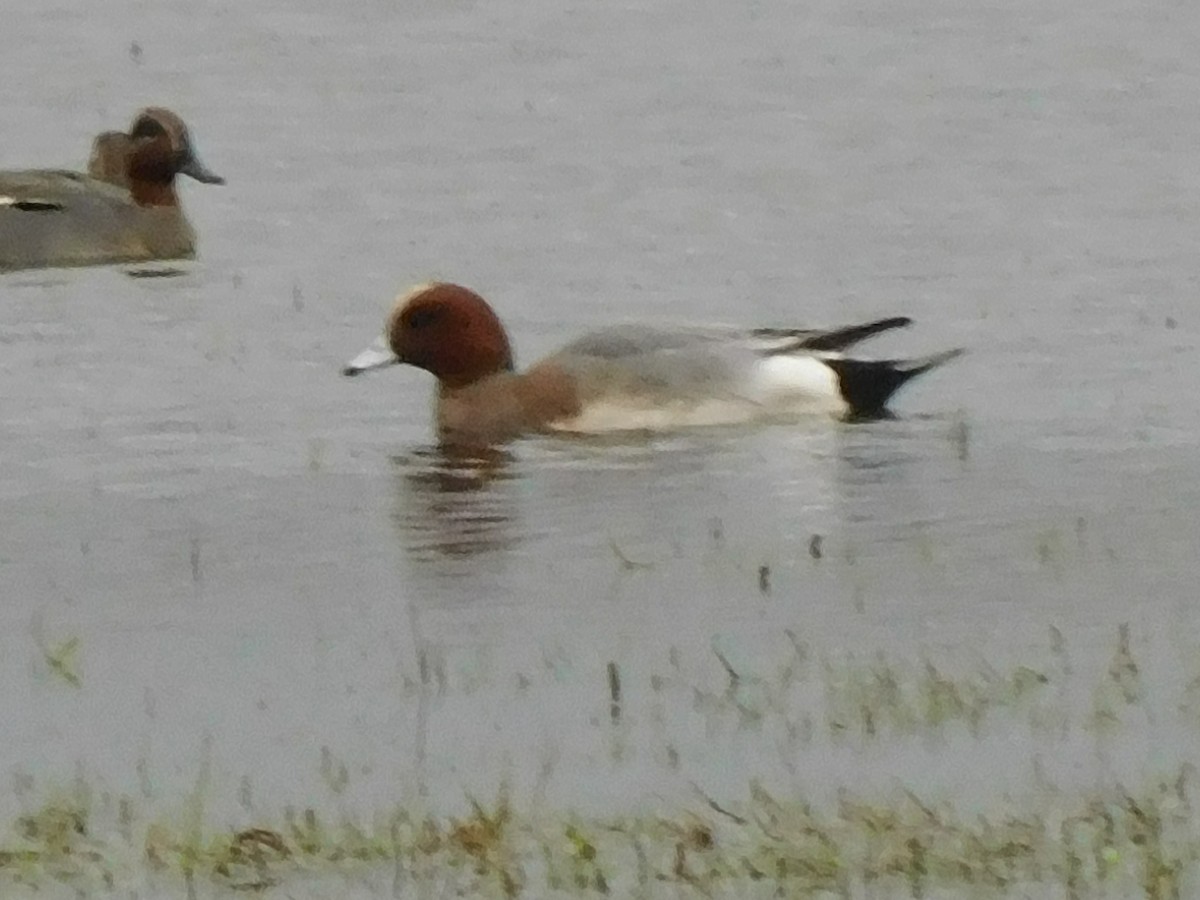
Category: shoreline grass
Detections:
[
  {"x1": 4, "y1": 769, "x2": 1199, "y2": 898},
  {"x1": 8, "y1": 626, "x2": 1199, "y2": 897}
]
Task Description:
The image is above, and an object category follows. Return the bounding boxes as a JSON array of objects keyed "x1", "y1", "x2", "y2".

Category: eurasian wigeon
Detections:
[
  {"x1": 344, "y1": 282, "x2": 963, "y2": 444},
  {"x1": 0, "y1": 107, "x2": 223, "y2": 272}
]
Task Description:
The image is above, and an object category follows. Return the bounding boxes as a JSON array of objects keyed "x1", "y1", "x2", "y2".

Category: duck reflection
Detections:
[
  {"x1": 390, "y1": 443, "x2": 520, "y2": 563},
  {"x1": 833, "y1": 413, "x2": 966, "y2": 486},
  {"x1": 825, "y1": 412, "x2": 973, "y2": 552}
]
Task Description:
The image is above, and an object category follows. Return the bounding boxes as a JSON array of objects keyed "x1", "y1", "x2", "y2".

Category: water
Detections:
[{"x1": 2, "y1": 0, "x2": 1200, "y2": 882}]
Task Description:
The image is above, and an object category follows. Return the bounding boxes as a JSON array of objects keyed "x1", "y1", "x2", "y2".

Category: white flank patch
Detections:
[{"x1": 751, "y1": 355, "x2": 846, "y2": 414}]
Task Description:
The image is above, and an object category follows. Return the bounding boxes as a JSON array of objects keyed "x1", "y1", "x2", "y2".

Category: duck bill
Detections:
[
  {"x1": 179, "y1": 151, "x2": 225, "y2": 185},
  {"x1": 342, "y1": 336, "x2": 400, "y2": 376}
]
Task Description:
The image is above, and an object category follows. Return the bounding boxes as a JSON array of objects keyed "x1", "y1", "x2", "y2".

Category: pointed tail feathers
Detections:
[
  {"x1": 754, "y1": 317, "x2": 913, "y2": 354},
  {"x1": 823, "y1": 348, "x2": 964, "y2": 418},
  {"x1": 794, "y1": 317, "x2": 913, "y2": 352}
]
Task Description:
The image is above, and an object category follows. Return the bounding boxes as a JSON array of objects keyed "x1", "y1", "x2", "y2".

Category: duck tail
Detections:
[
  {"x1": 794, "y1": 316, "x2": 913, "y2": 351},
  {"x1": 755, "y1": 316, "x2": 914, "y2": 353},
  {"x1": 823, "y1": 348, "x2": 964, "y2": 418}
]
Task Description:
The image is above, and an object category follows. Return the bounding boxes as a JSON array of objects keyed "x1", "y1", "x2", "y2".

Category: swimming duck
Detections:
[
  {"x1": 344, "y1": 282, "x2": 963, "y2": 444},
  {"x1": 0, "y1": 107, "x2": 224, "y2": 271}
]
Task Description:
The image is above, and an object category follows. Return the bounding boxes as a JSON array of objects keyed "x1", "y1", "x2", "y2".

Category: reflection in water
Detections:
[
  {"x1": 834, "y1": 424, "x2": 928, "y2": 538},
  {"x1": 832, "y1": 415, "x2": 966, "y2": 488},
  {"x1": 829, "y1": 415, "x2": 985, "y2": 576},
  {"x1": 834, "y1": 422, "x2": 925, "y2": 485},
  {"x1": 390, "y1": 444, "x2": 520, "y2": 564}
]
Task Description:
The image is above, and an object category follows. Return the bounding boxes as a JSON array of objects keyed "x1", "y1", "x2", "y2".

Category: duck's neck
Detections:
[
  {"x1": 436, "y1": 372, "x2": 526, "y2": 443},
  {"x1": 129, "y1": 180, "x2": 180, "y2": 208},
  {"x1": 126, "y1": 139, "x2": 181, "y2": 208}
]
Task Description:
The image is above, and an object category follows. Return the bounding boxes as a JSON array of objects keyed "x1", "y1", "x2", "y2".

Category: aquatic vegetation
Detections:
[
  {"x1": 4, "y1": 628, "x2": 1197, "y2": 897},
  {"x1": 1, "y1": 775, "x2": 1199, "y2": 898},
  {"x1": 30, "y1": 625, "x2": 83, "y2": 689},
  {"x1": 41, "y1": 637, "x2": 82, "y2": 689}
]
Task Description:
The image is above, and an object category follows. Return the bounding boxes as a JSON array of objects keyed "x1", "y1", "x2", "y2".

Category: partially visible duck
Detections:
[
  {"x1": 0, "y1": 107, "x2": 224, "y2": 272},
  {"x1": 344, "y1": 282, "x2": 963, "y2": 444}
]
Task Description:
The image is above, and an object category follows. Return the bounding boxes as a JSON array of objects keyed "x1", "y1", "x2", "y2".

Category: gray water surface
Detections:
[{"x1": 2, "y1": 0, "x2": 1199, "y2": 845}]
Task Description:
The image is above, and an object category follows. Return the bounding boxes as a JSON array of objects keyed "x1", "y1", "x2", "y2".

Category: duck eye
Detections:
[
  {"x1": 130, "y1": 118, "x2": 168, "y2": 140},
  {"x1": 406, "y1": 308, "x2": 442, "y2": 329}
]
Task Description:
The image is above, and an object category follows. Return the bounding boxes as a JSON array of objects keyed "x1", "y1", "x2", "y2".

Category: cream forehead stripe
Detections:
[{"x1": 396, "y1": 282, "x2": 441, "y2": 306}]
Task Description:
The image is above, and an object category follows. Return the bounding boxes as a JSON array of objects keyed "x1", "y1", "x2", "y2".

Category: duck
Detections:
[
  {"x1": 0, "y1": 107, "x2": 224, "y2": 272},
  {"x1": 343, "y1": 282, "x2": 963, "y2": 444}
]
